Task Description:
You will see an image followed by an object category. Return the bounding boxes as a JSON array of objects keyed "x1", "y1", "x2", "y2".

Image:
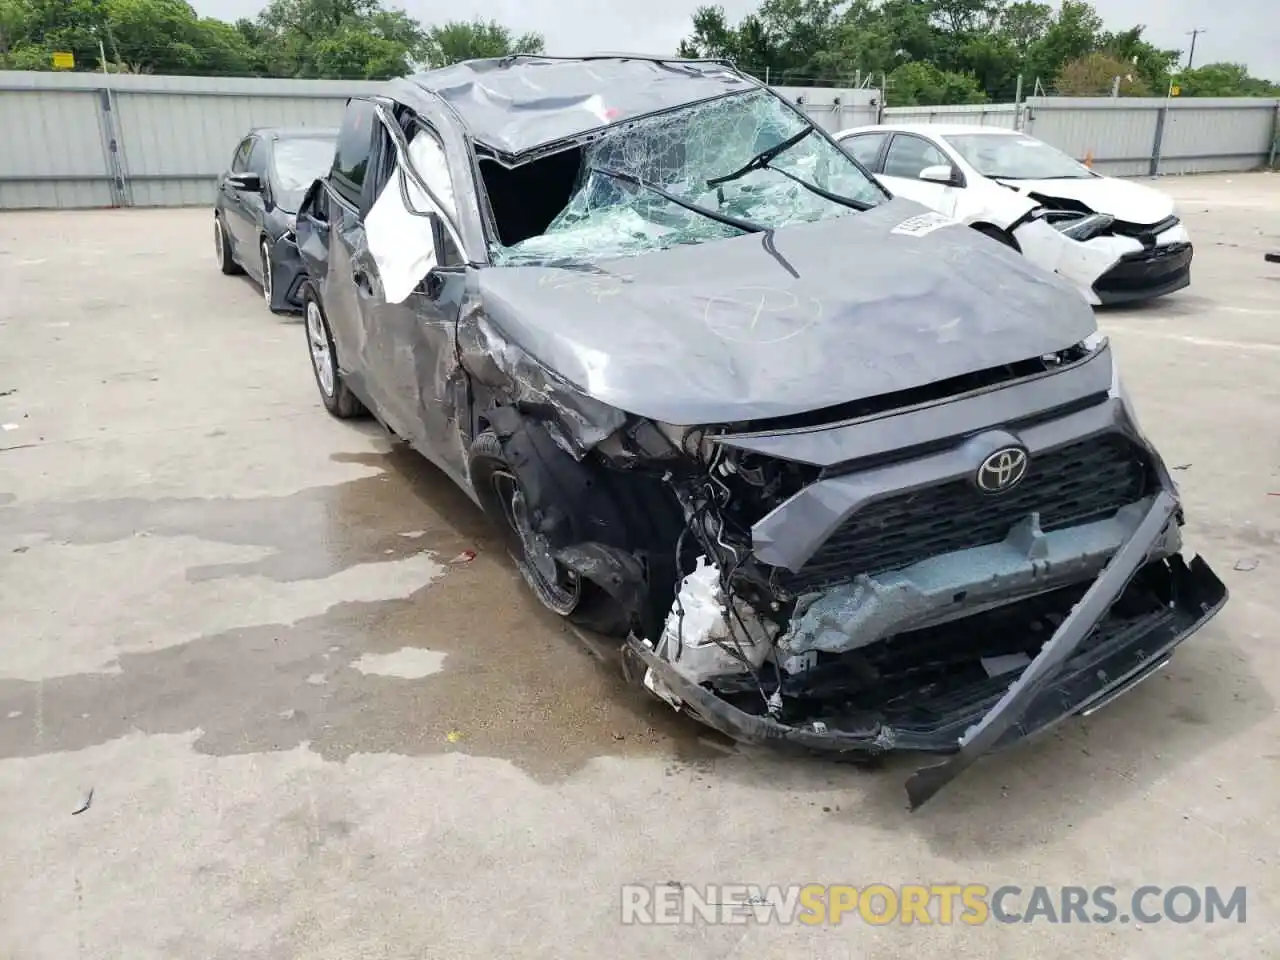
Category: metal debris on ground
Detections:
[
  {"x1": 450, "y1": 550, "x2": 476, "y2": 564},
  {"x1": 1172, "y1": 463, "x2": 1191, "y2": 470},
  {"x1": 71, "y1": 787, "x2": 94, "y2": 815},
  {"x1": 1234, "y1": 559, "x2": 1260, "y2": 572}
]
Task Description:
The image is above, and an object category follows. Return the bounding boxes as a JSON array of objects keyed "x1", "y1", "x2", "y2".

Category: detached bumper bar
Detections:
[{"x1": 628, "y1": 491, "x2": 1228, "y2": 808}]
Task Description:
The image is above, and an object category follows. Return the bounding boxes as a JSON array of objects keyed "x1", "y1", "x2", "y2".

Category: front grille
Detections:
[{"x1": 779, "y1": 433, "x2": 1150, "y2": 592}]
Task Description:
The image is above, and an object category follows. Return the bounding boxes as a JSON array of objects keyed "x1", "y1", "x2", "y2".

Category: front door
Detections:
[{"x1": 359, "y1": 114, "x2": 470, "y2": 483}]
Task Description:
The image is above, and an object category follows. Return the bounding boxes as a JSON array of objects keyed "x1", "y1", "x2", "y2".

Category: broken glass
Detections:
[{"x1": 493, "y1": 89, "x2": 885, "y2": 266}]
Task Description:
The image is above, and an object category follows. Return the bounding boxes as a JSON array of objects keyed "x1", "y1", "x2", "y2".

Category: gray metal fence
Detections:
[
  {"x1": 0, "y1": 71, "x2": 382, "y2": 210},
  {"x1": 883, "y1": 96, "x2": 1280, "y2": 177},
  {"x1": 2, "y1": 69, "x2": 1276, "y2": 210},
  {"x1": 0, "y1": 71, "x2": 884, "y2": 211}
]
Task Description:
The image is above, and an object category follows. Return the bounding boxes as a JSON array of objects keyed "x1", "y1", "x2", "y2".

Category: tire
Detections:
[
  {"x1": 469, "y1": 429, "x2": 630, "y2": 635},
  {"x1": 301, "y1": 283, "x2": 365, "y2": 419},
  {"x1": 214, "y1": 214, "x2": 243, "y2": 275},
  {"x1": 972, "y1": 222, "x2": 1020, "y2": 251},
  {"x1": 259, "y1": 238, "x2": 276, "y2": 310}
]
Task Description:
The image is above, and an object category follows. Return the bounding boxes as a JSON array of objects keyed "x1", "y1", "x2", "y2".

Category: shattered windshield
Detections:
[
  {"x1": 492, "y1": 89, "x2": 885, "y2": 266},
  {"x1": 272, "y1": 137, "x2": 337, "y2": 212},
  {"x1": 944, "y1": 134, "x2": 1095, "y2": 180}
]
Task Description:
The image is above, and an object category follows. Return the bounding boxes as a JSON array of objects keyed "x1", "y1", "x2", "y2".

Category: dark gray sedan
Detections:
[{"x1": 213, "y1": 127, "x2": 338, "y2": 312}]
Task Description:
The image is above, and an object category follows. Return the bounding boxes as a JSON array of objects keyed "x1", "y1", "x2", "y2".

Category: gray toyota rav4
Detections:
[{"x1": 294, "y1": 55, "x2": 1227, "y2": 807}]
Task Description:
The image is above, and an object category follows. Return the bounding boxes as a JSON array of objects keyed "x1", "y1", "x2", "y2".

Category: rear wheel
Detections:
[
  {"x1": 301, "y1": 284, "x2": 364, "y2": 419},
  {"x1": 213, "y1": 214, "x2": 242, "y2": 275}
]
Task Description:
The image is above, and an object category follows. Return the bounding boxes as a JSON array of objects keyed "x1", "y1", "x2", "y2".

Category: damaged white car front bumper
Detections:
[{"x1": 1013, "y1": 218, "x2": 1192, "y2": 306}]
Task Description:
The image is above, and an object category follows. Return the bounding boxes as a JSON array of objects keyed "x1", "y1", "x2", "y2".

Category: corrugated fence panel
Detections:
[
  {"x1": 1158, "y1": 99, "x2": 1278, "y2": 175},
  {"x1": 1024, "y1": 98, "x2": 1160, "y2": 176},
  {"x1": 773, "y1": 87, "x2": 882, "y2": 134},
  {"x1": 882, "y1": 103, "x2": 1019, "y2": 128},
  {"x1": 0, "y1": 71, "x2": 382, "y2": 210},
  {"x1": 0, "y1": 84, "x2": 114, "y2": 209},
  {"x1": 114, "y1": 89, "x2": 353, "y2": 207},
  {"x1": 1, "y1": 71, "x2": 1277, "y2": 210}
]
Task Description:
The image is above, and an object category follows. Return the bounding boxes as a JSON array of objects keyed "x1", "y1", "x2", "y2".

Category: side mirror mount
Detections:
[
  {"x1": 919, "y1": 164, "x2": 959, "y2": 186},
  {"x1": 228, "y1": 172, "x2": 262, "y2": 192}
]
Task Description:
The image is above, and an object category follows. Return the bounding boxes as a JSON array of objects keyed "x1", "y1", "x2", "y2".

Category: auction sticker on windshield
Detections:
[{"x1": 891, "y1": 212, "x2": 958, "y2": 237}]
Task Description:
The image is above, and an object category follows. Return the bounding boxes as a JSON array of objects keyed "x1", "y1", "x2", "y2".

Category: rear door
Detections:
[{"x1": 877, "y1": 133, "x2": 959, "y2": 216}]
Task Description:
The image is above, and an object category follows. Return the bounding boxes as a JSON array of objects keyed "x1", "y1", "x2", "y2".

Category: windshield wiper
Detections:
[
  {"x1": 589, "y1": 166, "x2": 764, "y2": 235},
  {"x1": 706, "y1": 126, "x2": 814, "y2": 187},
  {"x1": 705, "y1": 126, "x2": 872, "y2": 211},
  {"x1": 589, "y1": 166, "x2": 799, "y2": 279},
  {"x1": 764, "y1": 164, "x2": 873, "y2": 211}
]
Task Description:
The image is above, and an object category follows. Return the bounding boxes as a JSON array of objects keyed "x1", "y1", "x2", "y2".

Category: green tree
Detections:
[
  {"x1": 1098, "y1": 25, "x2": 1178, "y2": 93},
  {"x1": 250, "y1": 0, "x2": 427, "y2": 77},
  {"x1": 422, "y1": 19, "x2": 544, "y2": 68},
  {"x1": 1022, "y1": 0, "x2": 1102, "y2": 89},
  {"x1": 1176, "y1": 62, "x2": 1280, "y2": 97},
  {"x1": 1056, "y1": 51, "x2": 1150, "y2": 96},
  {"x1": 887, "y1": 60, "x2": 987, "y2": 105}
]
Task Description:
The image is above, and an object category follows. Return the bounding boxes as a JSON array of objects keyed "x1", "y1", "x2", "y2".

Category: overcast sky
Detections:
[{"x1": 187, "y1": 0, "x2": 1280, "y2": 81}]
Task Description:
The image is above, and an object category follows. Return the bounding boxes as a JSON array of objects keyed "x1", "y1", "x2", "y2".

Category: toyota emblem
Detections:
[{"x1": 976, "y1": 446, "x2": 1029, "y2": 493}]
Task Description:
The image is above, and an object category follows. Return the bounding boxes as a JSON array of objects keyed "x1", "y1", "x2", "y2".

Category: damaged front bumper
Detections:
[
  {"x1": 629, "y1": 491, "x2": 1227, "y2": 808},
  {"x1": 1012, "y1": 218, "x2": 1192, "y2": 306},
  {"x1": 267, "y1": 233, "x2": 309, "y2": 312}
]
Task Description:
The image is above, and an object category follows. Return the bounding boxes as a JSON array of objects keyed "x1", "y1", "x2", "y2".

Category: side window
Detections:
[
  {"x1": 230, "y1": 137, "x2": 253, "y2": 172},
  {"x1": 839, "y1": 133, "x2": 887, "y2": 171},
  {"x1": 331, "y1": 97, "x2": 378, "y2": 207},
  {"x1": 370, "y1": 116, "x2": 463, "y2": 267},
  {"x1": 246, "y1": 139, "x2": 268, "y2": 178},
  {"x1": 883, "y1": 134, "x2": 949, "y2": 179}
]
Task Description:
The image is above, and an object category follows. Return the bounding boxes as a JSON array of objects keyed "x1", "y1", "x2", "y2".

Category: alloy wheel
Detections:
[
  {"x1": 490, "y1": 468, "x2": 581, "y2": 614},
  {"x1": 305, "y1": 301, "x2": 335, "y2": 397}
]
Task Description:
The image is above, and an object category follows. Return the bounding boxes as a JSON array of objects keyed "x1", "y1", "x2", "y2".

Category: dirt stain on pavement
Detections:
[
  {"x1": 0, "y1": 447, "x2": 495, "y2": 582},
  {"x1": 0, "y1": 446, "x2": 718, "y2": 775}
]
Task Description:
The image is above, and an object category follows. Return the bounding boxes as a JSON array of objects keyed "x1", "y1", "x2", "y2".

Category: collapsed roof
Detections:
[{"x1": 400, "y1": 55, "x2": 756, "y2": 156}]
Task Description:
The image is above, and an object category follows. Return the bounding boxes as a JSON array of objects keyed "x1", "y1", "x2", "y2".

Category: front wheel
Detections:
[
  {"x1": 213, "y1": 214, "x2": 243, "y2": 276},
  {"x1": 469, "y1": 430, "x2": 630, "y2": 634},
  {"x1": 301, "y1": 284, "x2": 365, "y2": 419},
  {"x1": 259, "y1": 238, "x2": 276, "y2": 310}
]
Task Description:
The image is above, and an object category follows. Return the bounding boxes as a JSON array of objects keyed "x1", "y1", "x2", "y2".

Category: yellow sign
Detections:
[
  {"x1": 51, "y1": 51, "x2": 75, "y2": 70},
  {"x1": 1170, "y1": 85, "x2": 1181, "y2": 96}
]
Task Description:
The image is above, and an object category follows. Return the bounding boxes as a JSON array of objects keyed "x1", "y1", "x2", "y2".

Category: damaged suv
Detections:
[{"x1": 295, "y1": 55, "x2": 1227, "y2": 807}]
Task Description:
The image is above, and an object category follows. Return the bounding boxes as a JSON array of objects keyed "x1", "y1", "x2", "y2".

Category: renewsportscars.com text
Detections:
[{"x1": 620, "y1": 883, "x2": 1247, "y2": 926}]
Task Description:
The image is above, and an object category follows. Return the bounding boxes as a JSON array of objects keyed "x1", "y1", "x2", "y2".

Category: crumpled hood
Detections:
[
  {"x1": 475, "y1": 198, "x2": 1098, "y2": 426},
  {"x1": 996, "y1": 175, "x2": 1176, "y2": 225}
]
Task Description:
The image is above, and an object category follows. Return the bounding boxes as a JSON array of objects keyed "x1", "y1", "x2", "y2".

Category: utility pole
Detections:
[{"x1": 1185, "y1": 28, "x2": 1206, "y2": 69}]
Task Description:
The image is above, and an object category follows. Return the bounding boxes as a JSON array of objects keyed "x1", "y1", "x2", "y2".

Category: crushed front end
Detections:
[
  {"x1": 622, "y1": 337, "x2": 1227, "y2": 807},
  {"x1": 1013, "y1": 207, "x2": 1193, "y2": 306}
]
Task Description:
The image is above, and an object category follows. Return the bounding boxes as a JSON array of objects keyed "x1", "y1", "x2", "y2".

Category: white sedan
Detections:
[{"x1": 833, "y1": 123, "x2": 1193, "y2": 305}]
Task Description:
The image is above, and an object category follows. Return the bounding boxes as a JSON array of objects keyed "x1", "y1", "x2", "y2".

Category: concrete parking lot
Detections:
[{"x1": 1, "y1": 172, "x2": 1277, "y2": 959}]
